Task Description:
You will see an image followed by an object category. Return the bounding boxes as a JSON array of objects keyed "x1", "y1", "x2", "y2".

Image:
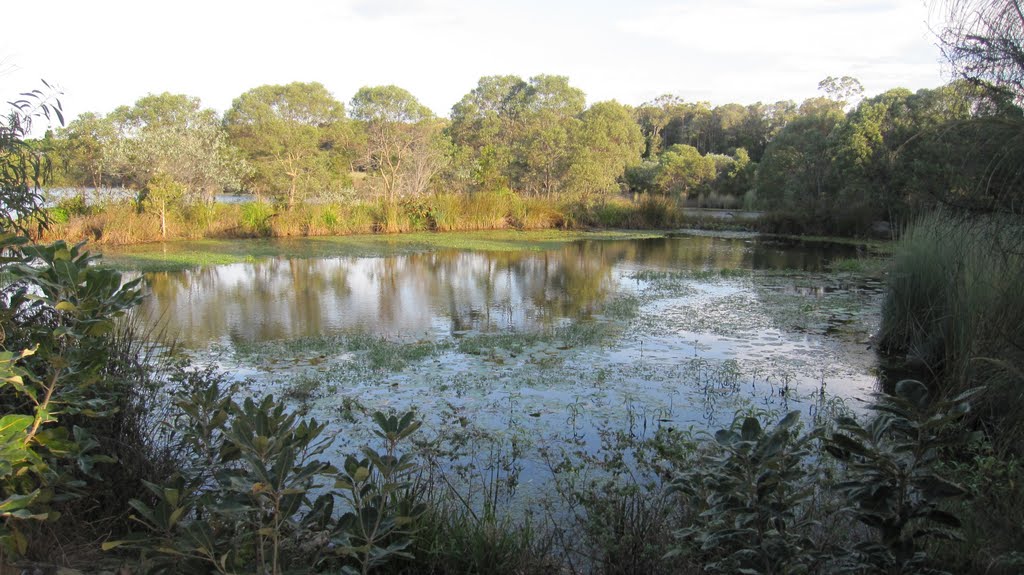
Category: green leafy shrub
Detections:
[
  {"x1": 108, "y1": 369, "x2": 425, "y2": 575},
  {"x1": 668, "y1": 411, "x2": 822, "y2": 574},
  {"x1": 825, "y1": 380, "x2": 976, "y2": 574},
  {"x1": 0, "y1": 240, "x2": 145, "y2": 557}
]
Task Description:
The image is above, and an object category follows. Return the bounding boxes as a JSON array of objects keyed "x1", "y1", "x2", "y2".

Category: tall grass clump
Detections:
[
  {"x1": 373, "y1": 199, "x2": 413, "y2": 234},
  {"x1": 240, "y1": 200, "x2": 275, "y2": 236},
  {"x1": 428, "y1": 192, "x2": 463, "y2": 231},
  {"x1": 342, "y1": 201, "x2": 377, "y2": 234},
  {"x1": 879, "y1": 210, "x2": 1024, "y2": 441},
  {"x1": 464, "y1": 190, "x2": 513, "y2": 230},
  {"x1": 510, "y1": 194, "x2": 563, "y2": 229}
]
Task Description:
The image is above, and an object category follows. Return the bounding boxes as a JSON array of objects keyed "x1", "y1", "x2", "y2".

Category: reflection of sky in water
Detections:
[
  {"x1": 143, "y1": 251, "x2": 613, "y2": 346},
  {"x1": 140, "y1": 236, "x2": 862, "y2": 349},
  {"x1": 142, "y1": 235, "x2": 881, "y2": 501}
]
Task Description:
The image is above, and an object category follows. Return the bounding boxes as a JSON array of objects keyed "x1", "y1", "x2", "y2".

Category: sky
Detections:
[{"x1": 1, "y1": 0, "x2": 950, "y2": 124}]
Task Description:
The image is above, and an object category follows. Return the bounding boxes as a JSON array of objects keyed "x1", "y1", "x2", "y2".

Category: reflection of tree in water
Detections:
[
  {"x1": 139, "y1": 236, "x2": 851, "y2": 348},
  {"x1": 140, "y1": 248, "x2": 621, "y2": 347}
]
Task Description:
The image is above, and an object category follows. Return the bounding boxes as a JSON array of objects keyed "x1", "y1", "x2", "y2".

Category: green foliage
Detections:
[
  {"x1": 668, "y1": 411, "x2": 821, "y2": 574},
  {"x1": 879, "y1": 212, "x2": 1024, "y2": 441},
  {"x1": 143, "y1": 172, "x2": 187, "y2": 238},
  {"x1": 108, "y1": 92, "x2": 247, "y2": 205},
  {"x1": 825, "y1": 380, "x2": 976, "y2": 573},
  {"x1": 109, "y1": 368, "x2": 425, "y2": 575},
  {"x1": 329, "y1": 411, "x2": 425, "y2": 574},
  {"x1": 351, "y1": 86, "x2": 445, "y2": 201},
  {"x1": 224, "y1": 82, "x2": 352, "y2": 208},
  {"x1": 655, "y1": 144, "x2": 717, "y2": 200},
  {"x1": 57, "y1": 111, "x2": 117, "y2": 189},
  {"x1": 239, "y1": 200, "x2": 275, "y2": 236},
  {"x1": 940, "y1": 445, "x2": 1024, "y2": 572},
  {"x1": 106, "y1": 372, "x2": 336, "y2": 574},
  {"x1": 566, "y1": 100, "x2": 645, "y2": 201},
  {"x1": 351, "y1": 86, "x2": 433, "y2": 124},
  {"x1": 0, "y1": 239, "x2": 144, "y2": 557},
  {"x1": 1, "y1": 83, "x2": 63, "y2": 236},
  {"x1": 756, "y1": 102, "x2": 843, "y2": 217}
]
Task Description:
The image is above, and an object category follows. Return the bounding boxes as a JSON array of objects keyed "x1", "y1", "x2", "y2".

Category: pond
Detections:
[{"x1": 116, "y1": 231, "x2": 885, "y2": 499}]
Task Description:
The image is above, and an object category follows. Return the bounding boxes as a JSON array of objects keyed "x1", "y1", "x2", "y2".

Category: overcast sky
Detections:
[{"x1": 1, "y1": 0, "x2": 949, "y2": 123}]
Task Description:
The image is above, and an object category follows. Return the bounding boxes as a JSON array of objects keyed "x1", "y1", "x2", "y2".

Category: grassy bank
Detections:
[
  {"x1": 94, "y1": 229, "x2": 664, "y2": 272},
  {"x1": 43, "y1": 192, "x2": 677, "y2": 244}
]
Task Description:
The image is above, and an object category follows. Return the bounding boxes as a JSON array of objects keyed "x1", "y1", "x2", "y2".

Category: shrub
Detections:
[
  {"x1": 825, "y1": 380, "x2": 976, "y2": 574},
  {"x1": 108, "y1": 371, "x2": 426, "y2": 575},
  {"x1": 0, "y1": 240, "x2": 152, "y2": 559},
  {"x1": 667, "y1": 411, "x2": 823, "y2": 574}
]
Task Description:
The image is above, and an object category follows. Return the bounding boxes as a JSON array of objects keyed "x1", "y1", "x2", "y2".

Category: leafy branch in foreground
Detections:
[
  {"x1": 107, "y1": 367, "x2": 424, "y2": 575},
  {"x1": 667, "y1": 410, "x2": 821, "y2": 575},
  {"x1": 826, "y1": 379, "x2": 979, "y2": 574}
]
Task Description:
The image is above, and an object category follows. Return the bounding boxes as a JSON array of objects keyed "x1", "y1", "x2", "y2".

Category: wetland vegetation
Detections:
[{"x1": 3, "y1": 0, "x2": 1024, "y2": 572}]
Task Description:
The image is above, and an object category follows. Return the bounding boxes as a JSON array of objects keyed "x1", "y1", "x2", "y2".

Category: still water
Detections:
[
  {"x1": 139, "y1": 235, "x2": 867, "y2": 347},
  {"x1": 132, "y1": 233, "x2": 882, "y2": 493}
]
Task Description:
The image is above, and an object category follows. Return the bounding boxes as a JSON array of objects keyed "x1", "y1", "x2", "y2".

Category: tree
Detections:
[
  {"x1": 448, "y1": 75, "x2": 529, "y2": 191},
  {"x1": 655, "y1": 144, "x2": 717, "y2": 200},
  {"x1": 756, "y1": 100, "x2": 844, "y2": 214},
  {"x1": 936, "y1": 0, "x2": 1024, "y2": 215},
  {"x1": 57, "y1": 112, "x2": 116, "y2": 190},
  {"x1": 567, "y1": 100, "x2": 645, "y2": 201},
  {"x1": 513, "y1": 75, "x2": 586, "y2": 197},
  {"x1": 225, "y1": 82, "x2": 352, "y2": 208},
  {"x1": 717, "y1": 101, "x2": 800, "y2": 163},
  {"x1": 662, "y1": 101, "x2": 713, "y2": 153},
  {"x1": 827, "y1": 88, "x2": 915, "y2": 218},
  {"x1": 107, "y1": 93, "x2": 245, "y2": 205},
  {"x1": 818, "y1": 75, "x2": 865, "y2": 108},
  {"x1": 1, "y1": 84, "x2": 63, "y2": 235},
  {"x1": 350, "y1": 85, "x2": 444, "y2": 200},
  {"x1": 634, "y1": 94, "x2": 685, "y2": 159},
  {"x1": 144, "y1": 172, "x2": 186, "y2": 238},
  {"x1": 449, "y1": 75, "x2": 608, "y2": 198}
]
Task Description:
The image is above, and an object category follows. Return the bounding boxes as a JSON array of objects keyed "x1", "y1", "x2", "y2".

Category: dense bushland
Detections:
[{"x1": 39, "y1": 72, "x2": 1023, "y2": 244}]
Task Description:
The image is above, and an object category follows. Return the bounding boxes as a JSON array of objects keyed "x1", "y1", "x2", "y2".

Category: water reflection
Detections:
[{"x1": 140, "y1": 236, "x2": 859, "y2": 348}]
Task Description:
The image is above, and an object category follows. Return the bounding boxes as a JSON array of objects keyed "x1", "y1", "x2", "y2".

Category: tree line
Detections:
[{"x1": 39, "y1": 71, "x2": 1023, "y2": 238}]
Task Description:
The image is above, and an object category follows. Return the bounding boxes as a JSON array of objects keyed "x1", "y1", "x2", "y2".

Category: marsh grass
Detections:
[
  {"x1": 97, "y1": 229, "x2": 664, "y2": 272},
  {"x1": 344, "y1": 332, "x2": 444, "y2": 371},
  {"x1": 629, "y1": 267, "x2": 750, "y2": 285},
  {"x1": 392, "y1": 503, "x2": 555, "y2": 575},
  {"x1": 828, "y1": 255, "x2": 890, "y2": 276},
  {"x1": 235, "y1": 332, "x2": 449, "y2": 373},
  {"x1": 41, "y1": 191, "x2": 693, "y2": 247},
  {"x1": 879, "y1": 211, "x2": 1024, "y2": 440},
  {"x1": 282, "y1": 372, "x2": 322, "y2": 403},
  {"x1": 600, "y1": 294, "x2": 643, "y2": 321},
  {"x1": 456, "y1": 321, "x2": 619, "y2": 359}
]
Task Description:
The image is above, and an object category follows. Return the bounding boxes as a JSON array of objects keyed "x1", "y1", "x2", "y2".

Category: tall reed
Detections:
[{"x1": 879, "y1": 210, "x2": 1024, "y2": 441}]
